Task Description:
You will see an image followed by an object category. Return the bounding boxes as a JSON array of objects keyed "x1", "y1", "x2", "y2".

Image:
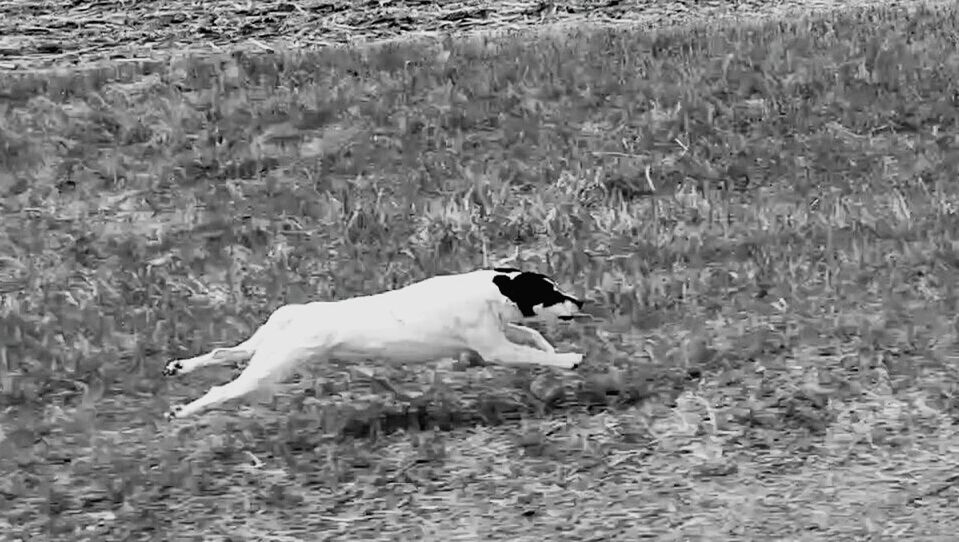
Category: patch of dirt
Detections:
[{"x1": 0, "y1": 0, "x2": 924, "y2": 71}]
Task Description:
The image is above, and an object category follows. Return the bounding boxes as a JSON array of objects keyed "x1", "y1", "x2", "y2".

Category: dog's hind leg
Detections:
[
  {"x1": 163, "y1": 305, "x2": 303, "y2": 377},
  {"x1": 167, "y1": 337, "x2": 307, "y2": 419},
  {"x1": 167, "y1": 371, "x2": 264, "y2": 419},
  {"x1": 162, "y1": 345, "x2": 255, "y2": 377}
]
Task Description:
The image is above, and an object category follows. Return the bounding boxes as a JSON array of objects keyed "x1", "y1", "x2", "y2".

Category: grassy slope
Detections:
[{"x1": 3, "y1": 3, "x2": 959, "y2": 539}]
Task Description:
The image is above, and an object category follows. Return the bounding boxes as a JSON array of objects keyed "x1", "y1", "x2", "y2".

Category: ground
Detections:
[{"x1": 2, "y1": 0, "x2": 959, "y2": 540}]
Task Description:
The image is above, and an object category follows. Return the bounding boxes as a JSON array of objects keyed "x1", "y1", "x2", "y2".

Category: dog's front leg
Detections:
[
  {"x1": 471, "y1": 337, "x2": 583, "y2": 370},
  {"x1": 506, "y1": 324, "x2": 556, "y2": 353}
]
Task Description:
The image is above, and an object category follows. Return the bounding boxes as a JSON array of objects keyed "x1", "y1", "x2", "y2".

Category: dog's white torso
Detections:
[
  {"x1": 164, "y1": 268, "x2": 585, "y2": 418},
  {"x1": 267, "y1": 271, "x2": 526, "y2": 363}
]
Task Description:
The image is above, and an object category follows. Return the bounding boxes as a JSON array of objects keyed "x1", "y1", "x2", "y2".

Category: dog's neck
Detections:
[{"x1": 487, "y1": 295, "x2": 539, "y2": 328}]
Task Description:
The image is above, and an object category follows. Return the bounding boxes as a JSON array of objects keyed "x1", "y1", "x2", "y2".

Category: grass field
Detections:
[{"x1": 3, "y1": 1, "x2": 959, "y2": 539}]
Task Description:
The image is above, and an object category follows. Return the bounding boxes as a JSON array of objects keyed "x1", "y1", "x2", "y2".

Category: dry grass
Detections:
[
  {"x1": 3, "y1": 2, "x2": 959, "y2": 540},
  {"x1": 0, "y1": 0, "x2": 925, "y2": 70}
]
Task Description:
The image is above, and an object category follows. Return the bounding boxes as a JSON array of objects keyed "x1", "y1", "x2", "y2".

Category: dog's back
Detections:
[{"x1": 353, "y1": 269, "x2": 501, "y2": 301}]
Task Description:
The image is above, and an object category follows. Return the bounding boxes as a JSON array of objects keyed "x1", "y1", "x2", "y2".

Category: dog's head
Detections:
[{"x1": 491, "y1": 267, "x2": 584, "y2": 322}]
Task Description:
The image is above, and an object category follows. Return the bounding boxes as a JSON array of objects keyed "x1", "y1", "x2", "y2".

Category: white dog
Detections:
[{"x1": 164, "y1": 267, "x2": 585, "y2": 419}]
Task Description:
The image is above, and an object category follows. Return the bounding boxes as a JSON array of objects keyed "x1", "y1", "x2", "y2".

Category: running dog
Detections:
[{"x1": 164, "y1": 267, "x2": 585, "y2": 419}]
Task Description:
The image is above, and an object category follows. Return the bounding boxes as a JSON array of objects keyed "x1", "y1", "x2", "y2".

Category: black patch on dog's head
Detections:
[{"x1": 492, "y1": 271, "x2": 584, "y2": 318}]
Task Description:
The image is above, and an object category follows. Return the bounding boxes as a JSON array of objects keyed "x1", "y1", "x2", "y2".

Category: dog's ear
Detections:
[
  {"x1": 492, "y1": 272, "x2": 538, "y2": 317},
  {"x1": 493, "y1": 270, "x2": 583, "y2": 319},
  {"x1": 492, "y1": 273, "x2": 516, "y2": 297}
]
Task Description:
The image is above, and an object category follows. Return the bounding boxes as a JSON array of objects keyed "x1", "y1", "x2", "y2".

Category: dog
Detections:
[{"x1": 163, "y1": 267, "x2": 585, "y2": 419}]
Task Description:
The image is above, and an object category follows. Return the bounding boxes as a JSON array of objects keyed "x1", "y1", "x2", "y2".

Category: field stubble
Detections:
[
  {"x1": 3, "y1": 2, "x2": 959, "y2": 540},
  {"x1": 0, "y1": 0, "x2": 915, "y2": 71}
]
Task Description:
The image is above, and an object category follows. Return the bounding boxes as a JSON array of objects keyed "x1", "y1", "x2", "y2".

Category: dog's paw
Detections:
[
  {"x1": 166, "y1": 405, "x2": 184, "y2": 421},
  {"x1": 557, "y1": 352, "x2": 584, "y2": 370},
  {"x1": 163, "y1": 360, "x2": 184, "y2": 377}
]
